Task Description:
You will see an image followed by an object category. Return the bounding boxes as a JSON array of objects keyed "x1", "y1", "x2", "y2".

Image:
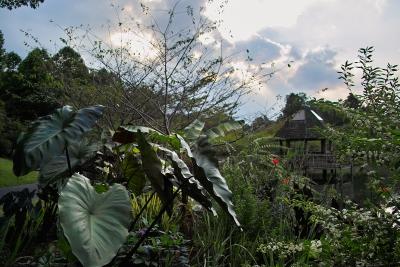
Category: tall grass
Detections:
[{"x1": 130, "y1": 192, "x2": 181, "y2": 231}]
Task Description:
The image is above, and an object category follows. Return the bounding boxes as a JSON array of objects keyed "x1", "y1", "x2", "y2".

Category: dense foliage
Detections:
[
  {"x1": 0, "y1": 31, "x2": 126, "y2": 156},
  {"x1": 1, "y1": 2, "x2": 400, "y2": 263},
  {"x1": 0, "y1": 102, "x2": 243, "y2": 266},
  {"x1": 0, "y1": 0, "x2": 44, "y2": 10}
]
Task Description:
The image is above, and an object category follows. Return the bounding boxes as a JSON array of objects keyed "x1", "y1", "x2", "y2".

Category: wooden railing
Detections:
[{"x1": 290, "y1": 153, "x2": 341, "y2": 169}]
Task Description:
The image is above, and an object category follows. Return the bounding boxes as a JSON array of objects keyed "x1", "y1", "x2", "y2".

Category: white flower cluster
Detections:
[
  {"x1": 341, "y1": 208, "x2": 374, "y2": 224},
  {"x1": 310, "y1": 240, "x2": 322, "y2": 255},
  {"x1": 257, "y1": 239, "x2": 323, "y2": 260},
  {"x1": 257, "y1": 240, "x2": 304, "y2": 258}
]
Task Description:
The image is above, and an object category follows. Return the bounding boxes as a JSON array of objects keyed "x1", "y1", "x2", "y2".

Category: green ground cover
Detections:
[{"x1": 0, "y1": 158, "x2": 37, "y2": 187}]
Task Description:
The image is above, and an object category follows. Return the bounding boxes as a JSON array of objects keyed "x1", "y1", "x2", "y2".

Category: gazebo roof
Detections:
[{"x1": 275, "y1": 107, "x2": 325, "y2": 140}]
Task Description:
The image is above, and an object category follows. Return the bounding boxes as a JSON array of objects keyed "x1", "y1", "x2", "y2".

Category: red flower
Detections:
[{"x1": 272, "y1": 158, "x2": 279, "y2": 166}]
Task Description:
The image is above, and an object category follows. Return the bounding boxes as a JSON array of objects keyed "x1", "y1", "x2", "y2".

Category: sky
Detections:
[{"x1": 1, "y1": 0, "x2": 399, "y2": 120}]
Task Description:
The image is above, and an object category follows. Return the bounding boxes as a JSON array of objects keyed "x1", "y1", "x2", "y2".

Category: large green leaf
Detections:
[
  {"x1": 179, "y1": 135, "x2": 241, "y2": 227},
  {"x1": 193, "y1": 142, "x2": 240, "y2": 227},
  {"x1": 58, "y1": 174, "x2": 131, "y2": 267},
  {"x1": 39, "y1": 141, "x2": 98, "y2": 185},
  {"x1": 136, "y1": 131, "x2": 174, "y2": 215},
  {"x1": 113, "y1": 125, "x2": 240, "y2": 226},
  {"x1": 113, "y1": 125, "x2": 180, "y2": 150},
  {"x1": 122, "y1": 153, "x2": 147, "y2": 196},
  {"x1": 182, "y1": 120, "x2": 241, "y2": 143},
  {"x1": 176, "y1": 134, "x2": 193, "y2": 157},
  {"x1": 204, "y1": 121, "x2": 242, "y2": 140},
  {"x1": 113, "y1": 127, "x2": 175, "y2": 213},
  {"x1": 13, "y1": 105, "x2": 104, "y2": 176},
  {"x1": 112, "y1": 125, "x2": 161, "y2": 144},
  {"x1": 182, "y1": 119, "x2": 205, "y2": 142},
  {"x1": 157, "y1": 146, "x2": 214, "y2": 212}
]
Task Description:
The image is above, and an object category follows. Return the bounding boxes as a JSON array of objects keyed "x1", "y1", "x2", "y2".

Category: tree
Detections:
[
  {"x1": 51, "y1": 46, "x2": 131, "y2": 130},
  {"x1": 343, "y1": 92, "x2": 361, "y2": 109},
  {"x1": 0, "y1": 0, "x2": 44, "y2": 9},
  {"x1": 0, "y1": 30, "x2": 26, "y2": 155},
  {"x1": 52, "y1": 46, "x2": 92, "y2": 107},
  {"x1": 3, "y1": 52, "x2": 21, "y2": 71},
  {"x1": 6, "y1": 48, "x2": 61, "y2": 120},
  {"x1": 63, "y1": 2, "x2": 275, "y2": 134},
  {"x1": 280, "y1": 92, "x2": 307, "y2": 118},
  {"x1": 0, "y1": 31, "x2": 5, "y2": 65},
  {"x1": 325, "y1": 47, "x2": 400, "y2": 196},
  {"x1": 308, "y1": 98, "x2": 348, "y2": 126},
  {"x1": 88, "y1": 68, "x2": 126, "y2": 129},
  {"x1": 251, "y1": 115, "x2": 272, "y2": 130},
  {"x1": 0, "y1": 100, "x2": 4, "y2": 132},
  {"x1": 53, "y1": 47, "x2": 90, "y2": 82},
  {"x1": 0, "y1": 31, "x2": 20, "y2": 73}
]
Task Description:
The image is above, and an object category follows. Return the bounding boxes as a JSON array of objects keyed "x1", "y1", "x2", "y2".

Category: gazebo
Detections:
[{"x1": 275, "y1": 107, "x2": 341, "y2": 182}]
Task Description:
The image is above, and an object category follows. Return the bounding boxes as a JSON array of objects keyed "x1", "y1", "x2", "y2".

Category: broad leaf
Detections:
[
  {"x1": 157, "y1": 146, "x2": 214, "y2": 212},
  {"x1": 194, "y1": 151, "x2": 240, "y2": 226},
  {"x1": 176, "y1": 134, "x2": 193, "y2": 157},
  {"x1": 178, "y1": 134, "x2": 240, "y2": 227},
  {"x1": 39, "y1": 141, "x2": 98, "y2": 185},
  {"x1": 122, "y1": 153, "x2": 147, "y2": 196},
  {"x1": 13, "y1": 105, "x2": 104, "y2": 176},
  {"x1": 204, "y1": 121, "x2": 242, "y2": 140},
  {"x1": 136, "y1": 132, "x2": 173, "y2": 215},
  {"x1": 113, "y1": 128, "x2": 175, "y2": 213},
  {"x1": 113, "y1": 125, "x2": 180, "y2": 150},
  {"x1": 182, "y1": 119, "x2": 205, "y2": 142},
  {"x1": 58, "y1": 174, "x2": 131, "y2": 267},
  {"x1": 112, "y1": 126, "x2": 161, "y2": 144},
  {"x1": 182, "y1": 120, "x2": 241, "y2": 143}
]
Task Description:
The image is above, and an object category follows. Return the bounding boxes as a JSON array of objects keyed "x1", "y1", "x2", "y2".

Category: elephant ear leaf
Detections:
[
  {"x1": 58, "y1": 173, "x2": 131, "y2": 267},
  {"x1": 13, "y1": 105, "x2": 104, "y2": 176},
  {"x1": 113, "y1": 125, "x2": 180, "y2": 150},
  {"x1": 204, "y1": 121, "x2": 242, "y2": 141},
  {"x1": 112, "y1": 126, "x2": 162, "y2": 144},
  {"x1": 181, "y1": 119, "x2": 205, "y2": 142},
  {"x1": 39, "y1": 141, "x2": 98, "y2": 186},
  {"x1": 157, "y1": 146, "x2": 214, "y2": 213},
  {"x1": 122, "y1": 153, "x2": 147, "y2": 196},
  {"x1": 177, "y1": 134, "x2": 240, "y2": 227},
  {"x1": 192, "y1": 137, "x2": 241, "y2": 228},
  {"x1": 136, "y1": 131, "x2": 174, "y2": 215}
]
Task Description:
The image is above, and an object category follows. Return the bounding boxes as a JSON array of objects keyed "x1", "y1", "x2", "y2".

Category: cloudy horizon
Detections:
[{"x1": 1, "y1": 0, "x2": 399, "y2": 120}]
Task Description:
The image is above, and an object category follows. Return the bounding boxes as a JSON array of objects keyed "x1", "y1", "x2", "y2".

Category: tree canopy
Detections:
[
  {"x1": 0, "y1": 32, "x2": 124, "y2": 155},
  {"x1": 280, "y1": 92, "x2": 307, "y2": 119},
  {"x1": 0, "y1": 0, "x2": 44, "y2": 9}
]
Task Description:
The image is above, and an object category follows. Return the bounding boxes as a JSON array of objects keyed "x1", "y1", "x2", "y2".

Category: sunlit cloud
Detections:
[
  {"x1": 109, "y1": 31, "x2": 158, "y2": 59},
  {"x1": 198, "y1": 32, "x2": 216, "y2": 46},
  {"x1": 1, "y1": 0, "x2": 399, "y2": 118},
  {"x1": 203, "y1": 0, "x2": 334, "y2": 42},
  {"x1": 367, "y1": 0, "x2": 388, "y2": 13},
  {"x1": 122, "y1": 5, "x2": 134, "y2": 13},
  {"x1": 314, "y1": 85, "x2": 349, "y2": 101}
]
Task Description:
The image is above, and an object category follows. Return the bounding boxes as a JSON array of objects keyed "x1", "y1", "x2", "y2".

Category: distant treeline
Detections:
[{"x1": 0, "y1": 30, "x2": 122, "y2": 155}]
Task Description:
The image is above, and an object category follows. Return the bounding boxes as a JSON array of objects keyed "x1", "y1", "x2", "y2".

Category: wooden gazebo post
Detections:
[{"x1": 321, "y1": 138, "x2": 327, "y2": 180}]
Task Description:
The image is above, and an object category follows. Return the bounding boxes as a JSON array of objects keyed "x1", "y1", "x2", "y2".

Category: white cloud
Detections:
[
  {"x1": 198, "y1": 32, "x2": 216, "y2": 46},
  {"x1": 1, "y1": 0, "x2": 400, "y2": 119},
  {"x1": 204, "y1": 0, "x2": 335, "y2": 42},
  {"x1": 367, "y1": 0, "x2": 388, "y2": 13},
  {"x1": 314, "y1": 85, "x2": 349, "y2": 101},
  {"x1": 109, "y1": 31, "x2": 158, "y2": 59}
]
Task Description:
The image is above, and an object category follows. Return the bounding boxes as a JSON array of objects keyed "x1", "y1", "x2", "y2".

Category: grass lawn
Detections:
[{"x1": 0, "y1": 158, "x2": 37, "y2": 188}]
